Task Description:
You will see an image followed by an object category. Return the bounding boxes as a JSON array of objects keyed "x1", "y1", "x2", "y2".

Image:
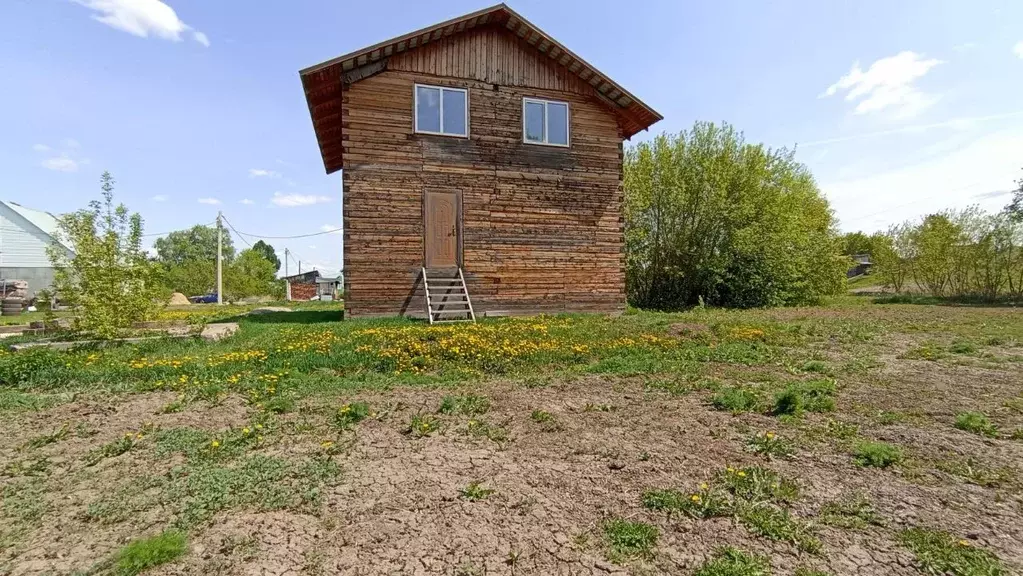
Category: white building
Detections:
[{"x1": 0, "y1": 201, "x2": 75, "y2": 298}]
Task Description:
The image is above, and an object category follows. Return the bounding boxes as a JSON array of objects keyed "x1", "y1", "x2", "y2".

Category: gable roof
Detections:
[
  {"x1": 299, "y1": 3, "x2": 663, "y2": 174},
  {"x1": 0, "y1": 201, "x2": 74, "y2": 254}
]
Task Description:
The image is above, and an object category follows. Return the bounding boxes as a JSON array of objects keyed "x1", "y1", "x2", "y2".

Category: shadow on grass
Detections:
[
  {"x1": 866, "y1": 293, "x2": 1022, "y2": 308},
  {"x1": 232, "y1": 310, "x2": 343, "y2": 325}
]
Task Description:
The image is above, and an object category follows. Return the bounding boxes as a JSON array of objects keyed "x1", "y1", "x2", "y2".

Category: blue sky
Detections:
[{"x1": 2, "y1": 1, "x2": 1022, "y2": 275}]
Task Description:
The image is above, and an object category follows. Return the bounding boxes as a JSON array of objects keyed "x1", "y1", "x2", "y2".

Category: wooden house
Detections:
[{"x1": 299, "y1": 3, "x2": 661, "y2": 321}]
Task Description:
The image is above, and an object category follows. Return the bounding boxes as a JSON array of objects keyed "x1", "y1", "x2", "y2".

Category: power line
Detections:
[
  {"x1": 228, "y1": 226, "x2": 342, "y2": 240},
  {"x1": 219, "y1": 214, "x2": 253, "y2": 248}
]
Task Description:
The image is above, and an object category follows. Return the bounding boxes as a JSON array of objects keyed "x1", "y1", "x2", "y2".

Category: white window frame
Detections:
[
  {"x1": 522, "y1": 97, "x2": 570, "y2": 148},
  {"x1": 413, "y1": 83, "x2": 469, "y2": 138}
]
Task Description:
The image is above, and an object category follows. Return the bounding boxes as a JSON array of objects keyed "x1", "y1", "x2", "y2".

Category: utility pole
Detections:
[
  {"x1": 216, "y1": 211, "x2": 223, "y2": 305},
  {"x1": 284, "y1": 248, "x2": 289, "y2": 277},
  {"x1": 298, "y1": 261, "x2": 302, "y2": 274}
]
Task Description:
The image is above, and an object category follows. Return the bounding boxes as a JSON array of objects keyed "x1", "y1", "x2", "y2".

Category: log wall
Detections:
[{"x1": 341, "y1": 25, "x2": 625, "y2": 317}]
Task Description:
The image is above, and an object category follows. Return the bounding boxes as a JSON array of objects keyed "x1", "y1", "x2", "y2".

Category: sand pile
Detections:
[{"x1": 168, "y1": 292, "x2": 190, "y2": 306}]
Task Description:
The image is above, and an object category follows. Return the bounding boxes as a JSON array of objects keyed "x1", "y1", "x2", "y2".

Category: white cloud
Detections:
[
  {"x1": 823, "y1": 130, "x2": 1023, "y2": 232},
  {"x1": 151, "y1": 194, "x2": 168, "y2": 202},
  {"x1": 272, "y1": 193, "x2": 332, "y2": 207},
  {"x1": 197, "y1": 197, "x2": 222, "y2": 205},
  {"x1": 821, "y1": 51, "x2": 943, "y2": 118},
  {"x1": 248, "y1": 168, "x2": 280, "y2": 178},
  {"x1": 799, "y1": 110, "x2": 1023, "y2": 147},
  {"x1": 239, "y1": 198, "x2": 255, "y2": 205},
  {"x1": 1014, "y1": 41, "x2": 1023, "y2": 59},
  {"x1": 73, "y1": 0, "x2": 209, "y2": 46},
  {"x1": 40, "y1": 156, "x2": 79, "y2": 172},
  {"x1": 32, "y1": 144, "x2": 50, "y2": 152},
  {"x1": 320, "y1": 224, "x2": 343, "y2": 235}
]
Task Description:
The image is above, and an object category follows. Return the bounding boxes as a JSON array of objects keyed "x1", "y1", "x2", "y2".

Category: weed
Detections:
[
  {"x1": 737, "y1": 504, "x2": 821, "y2": 554},
  {"x1": 603, "y1": 518, "x2": 658, "y2": 561},
  {"x1": 1011, "y1": 429, "x2": 1023, "y2": 441},
  {"x1": 334, "y1": 401, "x2": 371, "y2": 430},
  {"x1": 641, "y1": 485, "x2": 731, "y2": 519},
  {"x1": 693, "y1": 547, "x2": 771, "y2": 576},
  {"x1": 954, "y1": 412, "x2": 998, "y2": 438},
  {"x1": 711, "y1": 386, "x2": 761, "y2": 414},
  {"x1": 638, "y1": 451, "x2": 651, "y2": 461},
  {"x1": 800, "y1": 360, "x2": 831, "y2": 375},
  {"x1": 160, "y1": 399, "x2": 185, "y2": 414},
  {"x1": 1004, "y1": 397, "x2": 1023, "y2": 414},
  {"x1": 530, "y1": 409, "x2": 554, "y2": 423},
  {"x1": 85, "y1": 434, "x2": 136, "y2": 466},
  {"x1": 876, "y1": 411, "x2": 906, "y2": 425},
  {"x1": 25, "y1": 423, "x2": 71, "y2": 449},
  {"x1": 902, "y1": 344, "x2": 947, "y2": 361},
  {"x1": 465, "y1": 419, "x2": 509, "y2": 444},
  {"x1": 935, "y1": 457, "x2": 1014, "y2": 488},
  {"x1": 459, "y1": 481, "x2": 495, "y2": 501},
  {"x1": 773, "y1": 380, "x2": 836, "y2": 416},
  {"x1": 745, "y1": 431, "x2": 794, "y2": 459},
  {"x1": 113, "y1": 530, "x2": 187, "y2": 576},
  {"x1": 719, "y1": 466, "x2": 799, "y2": 504},
  {"x1": 949, "y1": 340, "x2": 978, "y2": 355},
  {"x1": 408, "y1": 414, "x2": 439, "y2": 437},
  {"x1": 438, "y1": 394, "x2": 491, "y2": 416},
  {"x1": 583, "y1": 403, "x2": 616, "y2": 412},
  {"x1": 852, "y1": 441, "x2": 902, "y2": 468},
  {"x1": 819, "y1": 493, "x2": 882, "y2": 529},
  {"x1": 899, "y1": 528, "x2": 1005, "y2": 576}
]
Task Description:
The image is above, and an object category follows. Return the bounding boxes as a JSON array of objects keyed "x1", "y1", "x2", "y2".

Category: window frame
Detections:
[
  {"x1": 522, "y1": 97, "x2": 570, "y2": 148},
  {"x1": 413, "y1": 83, "x2": 469, "y2": 138}
]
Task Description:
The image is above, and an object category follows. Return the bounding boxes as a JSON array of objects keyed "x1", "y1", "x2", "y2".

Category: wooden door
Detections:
[{"x1": 424, "y1": 191, "x2": 459, "y2": 269}]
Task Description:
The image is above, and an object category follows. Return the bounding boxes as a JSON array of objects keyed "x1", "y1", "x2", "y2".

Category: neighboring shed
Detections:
[
  {"x1": 0, "y1": 201, "x2": 74, "y2": 298},
  {"x1": 299, "y1": 3, "x2": 662, "y2": 321},
  {"x1": 284, "y1": 270, "x2": 321, "y2": 301}
]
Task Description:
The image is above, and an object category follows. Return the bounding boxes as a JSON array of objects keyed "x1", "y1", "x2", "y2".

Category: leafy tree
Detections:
[
  {"x1": 252, "y1": 240, "x2": 281, "y2": 272},
  {"x1": 623, "y1": 122, "x2": 846, "y2": 309},
  {"x1": 225, "y1": 248, "x2": 281, "y2": 299},
  {"x1": 871, "y1": 226, "x2": 911, "y2": 293},
  {"x1": 47, "y1": 172, "x2": 164, "y2": 338},
  {"x1": 1005, "y1": 168, "x2": 1023, "y2": 222},
  {"x1": 154, "y1": 224, "x2": 234, "y2": 266},
  {"x1": 840, "y1": 231, "x2": 874, "y2": 256},
  {"x1": 163, "y1": 259, "x2": 214, "y2": 297}
]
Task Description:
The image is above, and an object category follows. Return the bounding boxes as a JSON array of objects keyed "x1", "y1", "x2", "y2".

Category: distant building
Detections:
[
  {"x1": 0, "y1": 201, "x2": 75, "y2": 298},
  {"x1": 848, "y1": 253, "x2": 873, "y2": 278},
  {"x1": 284, "y1": 270, "x2": 341, "y2": 301}
]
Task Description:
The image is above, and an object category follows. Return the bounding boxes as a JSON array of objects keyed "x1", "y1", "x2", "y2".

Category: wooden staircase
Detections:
[{"x1": 422, "y1": 267, "x2": 476, "y2": 324}]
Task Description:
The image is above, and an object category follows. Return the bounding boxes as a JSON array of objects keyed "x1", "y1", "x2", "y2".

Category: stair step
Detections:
[
  {"x1": 422, "y1": 266, "x2": 475, "y2": 324},
  {"x1": 433, "y1": 304, "x2": 471, "y2": 311}
]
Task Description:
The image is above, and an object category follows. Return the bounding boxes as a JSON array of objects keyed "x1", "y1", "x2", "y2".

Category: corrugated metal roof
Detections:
[{"x1": 0, "y1": 201, "x2": 74, "y2": 253}]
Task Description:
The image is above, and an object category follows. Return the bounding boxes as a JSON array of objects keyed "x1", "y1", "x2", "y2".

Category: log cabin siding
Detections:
[{"x1": 341, "y1": 25, "x2": 626, "y2": 318}]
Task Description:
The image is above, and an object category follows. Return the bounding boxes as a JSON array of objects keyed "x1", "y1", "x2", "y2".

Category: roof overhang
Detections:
[{"x1": 299, "y1": 3, "x2": 663, "y2": 174}]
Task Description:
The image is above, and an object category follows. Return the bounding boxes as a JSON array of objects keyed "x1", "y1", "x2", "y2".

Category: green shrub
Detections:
[
  {"x1": 711, "y1": 387, "x2": 761, "y2": 414},
  {"x1": 899, "y1": 528, "x2": 1005, "y2": 576},
  {"x1": 114, "y1": 530, "x2": 187, "y2": 575},
  {"x1": 954, "y1": 412, "x2": 998, "y2": 438},
  {"x1": 693, "y1": 547, "x2": 772, "y2": 576},
  {"x1": 852, "y1": 441, "x2": 903, "y2": 468}
]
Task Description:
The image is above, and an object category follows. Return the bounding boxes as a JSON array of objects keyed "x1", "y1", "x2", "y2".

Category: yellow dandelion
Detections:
[
  {"x1": 737, "y1": 471, "x2": 746, "y2": 477},
  {"x1": 958, "y1": 540, "x2": 970, "y2": 546},
  {"x1": 242, "y1": 427, "x2": 251, "y2": 435},
  {"x1": 765, "y1": 432, "x2": 775, "y2": 439},
  {"x1": 690, "y1": 494, "x2": 701, "y2": 503},
  {"x1": 321, "y1": 440, "x2": 334, "y2": 448},
  {"x1": 699, "y1": 482, "x2": 708, "y2": 490},
  {"x1": 211, "y1": 440, "x2": 220, "y2": 448}
]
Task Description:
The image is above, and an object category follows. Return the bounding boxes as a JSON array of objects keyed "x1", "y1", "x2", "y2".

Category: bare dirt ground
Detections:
[{"x1": 1, "y1": 304, "x2": 1021, "y2": 575}]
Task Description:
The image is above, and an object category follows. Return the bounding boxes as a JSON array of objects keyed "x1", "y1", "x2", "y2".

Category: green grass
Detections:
[
  {"x1": 852, "y1": 441, "x2": 903, "y2": 468},
  {"x1": 407, "y1": 414, "x2": 439, "y2": 437},
  {"x1": 711, "y1": 386, "x2": 761, "y2": 414},
  {"x1": 530, "y1": 409, "x2": 554, "y2": 423},
  {"x1": 334, "y1": 401, "x2": 371, "y2": 430},
  {"x1": 693, "y1": 547, "x2": 772, "y2": 576},
  {"x1": 603, "y1": 518, "x2": 658, "y2": 561},
  {"x1": 819, "y1": 493, "x2": 882, "y2": 530},
  {"x1": 737, "y1": 504, "x2": 821, "y2": 553},
  {"x1": 113, "y1": 530, "x2": 187, "y2": 575},
  {"x1": 954, "y1": 412, "x2": 999, "y2": 438},
  {"x1": 745, "y1": 431, "x2": 794, "y2": 459},
  {"x1": 438, "y1": 394, "x2": 491, "y2": 416},
  {"x1": 772, "y1": 379, "x2": 837, "y2": 416},
  {"x1": 899, "y1": 528, "x2": 1005, "y2": 576}
]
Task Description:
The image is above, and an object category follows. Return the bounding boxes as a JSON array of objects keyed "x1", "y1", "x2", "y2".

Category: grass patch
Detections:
[
  {"x1": 438, "y1": 394, "x2": 491, "y2": 416},
  {"x1": 737, "y1": 504, "x2": 821, "y2": 554},
  {"x1": 603, "y1": 518, "x2": 658, "y2": 562},
  {"x1": 113, "y1": 530, "x2": 187, "y2": 575},
  {"x1": 819, "y1": 493, "x2": 882, "y2": 530},
  {"x1": 954, "y1": 412, "x2": 999, "y2": 438},
  {"x1": 711, "y1": 386, "x2": 761, "y2": 414},
  {"x1": 334, "y1": 401, "x2": 371, "y2": 430},
  {"x1": 693, "y1": 547, "x2": 771, "y2": 576},
  {"x1": 464, "y1": 418, "x2": 509, "y2": 444},
  {"x1": 458, "y1": 481, "x2": 495, "y2": 501},
  {"x1": 85, "y1": 434, "x2": 138, "y2": 466},
  {"x1": 641, "y1": 486, "x2": 731, "y2": 519},
  {"x1": 530, "y1": 409, "x2": 554, "y2": 423},
  {"x1": 899, "y1": 528, "x2": 1005, "y2": 576},
  {"x1": 949, "y1": 340, "x2": 978, "y2": 355},
  {"x1": 772, "y1": 380, "x2": 837, "y2": 417},
  {"x1": 719, "y1": 465, "x2": 799, "y2": 504},
  {"x1": 407, "y1": 414, "x2": 439, "y2": 437},
  {"x1": 745, "y1": 431, "x2": 794, "y2": 459},
  {"x1": 935, "y1": 457, "x2": 1015, "y2": 488},
  {"x1": 852, "y1": 441, "x2": 902, "y2": 468},
  {"x1": 25, "y1": 423, "x2": 71, "y2": 449}
]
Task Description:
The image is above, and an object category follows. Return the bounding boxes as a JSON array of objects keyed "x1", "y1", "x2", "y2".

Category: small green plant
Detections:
[
  {"x1": 949, "y1": 340, "x2": 977, "y2": 355},
  {"x1": 438, "y1": 394, "x2": 491, "y2": 416},
  {"x1": 465, "y1": 419, "x2": 509, "y2": 444},
  {"x1": 819, "y1": 493, "x2": 882, "y2": 530},
  {"x1": 25, "y1": 423, "x2": 71, "y2": 449},
  {"x1": 711, "y1": 386, "x2": 761, "y2": 414},
  {"x1": 459, "y1": 481, "x2": 495, "y2": 501},
  {"x1": 935, "y1": 457, "x2": 1014, "y2": 488},
  {"x1": 1011, "y1": 428, "x2": 1023, "y2": 441},
  {"x1": 737, "y1": 504, "x2": 821, "y2": 554},
  {"x1": 693, "y1": 547, "x2": 771, "y2": 576},
  {"x1": 530, "y1": 409, "x2": 554, "y2": 423},
  {"x1": 603, "y1": 518, "x2": 658, "y2": 561},
  {"x1": 641, "y1": 485, "x2": 730, "y2": 519},
  {"x1": 719, "y1": 465, "x2": 799, "y2": 504},
  {"x1": 773, "y1": 380, "x2": 836, "y2": 416},
  {"x1": 113, "y1": 530, "x2": 187, "y2": 575},
  {"x1": 954, "y1": 412, "x2": 998, "y2": 438},
  {"x1": 876, "y1": 411, "x2": 906, "y2": 425},
  {"x1": 852, "y1": 441, "x2": 902, "y2": 468},
  {"x1": 901, "y1": 344, "x2": 947, "y2": 361},
  {"x1": 898, "y1": 528, "x2": 1005, "y2": 576},
  {"x1": 408, "y1": 414, "x2": 439, "y2": 437},
  {"x1": 800, "y1": 360, "x2": 831, "y2": 374},
  {"x1": 85, "y1": 434, "x2": 137, "y2": 466},
  {"x1": 583, "y1": 403, "x2": 616, "y2": 412},
  {"x1": 334, "y1": 401, "x2": 371, "y2": 430},
  {"x1": 745, "y1": 431, "x2": 794, "y2": 459}
]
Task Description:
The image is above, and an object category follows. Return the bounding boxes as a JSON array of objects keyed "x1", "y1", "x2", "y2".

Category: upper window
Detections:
[
  {"x1": 523, "y1": 98, "x2": 569, "y2": 147},
  {"x1": 415, "y1": 84, "x2": 468, "y2": 137}
]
